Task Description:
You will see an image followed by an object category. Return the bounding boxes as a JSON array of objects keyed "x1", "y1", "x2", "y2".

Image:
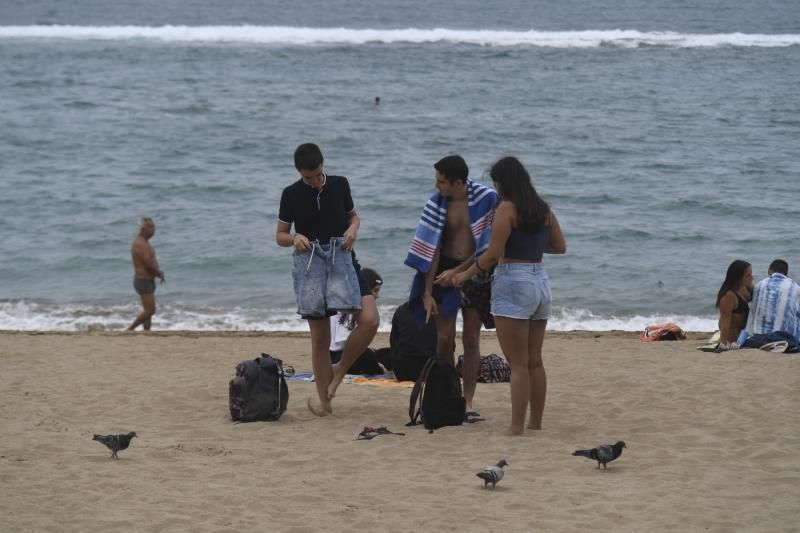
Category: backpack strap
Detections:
[
  {"x1": 407, "y1": 356, "x2": 437, "y2": 426},
  {"x1": 258, "y1": 353, "x2": 288, "y2": 419}
]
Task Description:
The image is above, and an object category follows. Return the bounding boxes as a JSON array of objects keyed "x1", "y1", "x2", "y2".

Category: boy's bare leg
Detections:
[
  {"x1": 328, "y1": 295, "x2": 379, "y2": 400},
  {"x1": 461, "y1": 308, "x2": 482, "y2": 412},
  {"x1": 308, "y1": 318, "x2": 333, "y2": 414}
]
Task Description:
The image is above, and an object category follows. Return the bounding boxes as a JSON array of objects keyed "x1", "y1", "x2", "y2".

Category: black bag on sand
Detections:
[
  {"x1": 407, "y1": 356, "x2": 466, "y2": 430},
  {"x1": 389, "y1": 303, "x2": 437, "y2": 382},
  {"x1": 229, "y1": 353, "x2": 289, "y2": 422}
]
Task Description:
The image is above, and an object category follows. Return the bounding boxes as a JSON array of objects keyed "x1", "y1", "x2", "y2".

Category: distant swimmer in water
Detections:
[{"x1": 374, "y1": 96, "x2": 381, "y2": 106}]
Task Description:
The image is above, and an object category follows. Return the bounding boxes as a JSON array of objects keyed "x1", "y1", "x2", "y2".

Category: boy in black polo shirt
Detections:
[{"x1": 276, "y1": 143, "x2": 379, "y2": 415}]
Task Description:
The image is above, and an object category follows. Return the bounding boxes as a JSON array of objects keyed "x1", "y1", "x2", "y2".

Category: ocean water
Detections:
[{"x1": 1, "y1": 0, "x2": 798, "y2": 331}]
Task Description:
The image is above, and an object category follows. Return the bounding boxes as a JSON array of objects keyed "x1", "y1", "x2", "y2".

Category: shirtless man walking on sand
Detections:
[{"x1": 127, "y1": 217, "x2": 165, "y2": 331}]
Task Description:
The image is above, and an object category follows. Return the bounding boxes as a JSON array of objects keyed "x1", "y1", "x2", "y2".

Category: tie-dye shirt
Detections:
[{"x1": 746, "y1": 273, "x2": 800, "y2": 342}]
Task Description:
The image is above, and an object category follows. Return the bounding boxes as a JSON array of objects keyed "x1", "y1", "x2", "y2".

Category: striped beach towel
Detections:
[
  {"x1": 405, "y1": 180, "x2": 497, "y2": 272},
  {"x1": 405, "y1": 180, "x2": 498, "y2": 323},
  {"x1": 747, "y1": 273, "x2": 800, "y2": 341}
]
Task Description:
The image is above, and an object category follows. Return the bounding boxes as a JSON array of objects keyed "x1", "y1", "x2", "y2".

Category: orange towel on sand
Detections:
[{"x1": 351, "y1": 377, "x2": 415, "y2": 388}]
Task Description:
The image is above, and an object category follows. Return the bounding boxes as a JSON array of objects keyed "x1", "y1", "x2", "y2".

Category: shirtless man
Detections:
[
  {"x1": 414, "y1": 155, "x2": 498, "y2": 421},
  {"x1": 127, "y1": 217, "x2": 165, "y2": 331}
]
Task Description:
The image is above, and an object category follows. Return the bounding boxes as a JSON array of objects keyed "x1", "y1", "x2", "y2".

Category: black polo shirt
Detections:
[{"x1": 278, "y1": 174, "x2": 354, "y2": 242}]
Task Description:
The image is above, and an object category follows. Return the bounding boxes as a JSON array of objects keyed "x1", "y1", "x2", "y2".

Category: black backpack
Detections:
[
  {"x1": 408, "y1": 356, "x2": 466, "y2": 430},
  {"x1": 229, "y1": 353, "x2": 289, "y2": 422},
  {"x1": 390, "y1": 303, "x2": 437, "y2": 382}
]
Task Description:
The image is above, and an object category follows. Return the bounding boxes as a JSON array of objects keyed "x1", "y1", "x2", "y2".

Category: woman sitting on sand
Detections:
[
  {"x1": 716, "y1": 259, "x2": 754, "y2": 348},
  {"x1": 453, "y1": 156, "x2": 566, "y2": 435}
]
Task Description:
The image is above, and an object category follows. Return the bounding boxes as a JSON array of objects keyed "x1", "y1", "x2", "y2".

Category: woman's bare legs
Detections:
[
  {"x1": 527, "y1": 319, "x2": 547, "y2": 430},
  {"x1": 494, "y1": 315, "x2": 531, "y2": 436}
]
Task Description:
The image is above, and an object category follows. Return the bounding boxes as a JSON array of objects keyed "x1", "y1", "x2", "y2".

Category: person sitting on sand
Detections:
[
  {"x1": 747, "y1": 259, "x2": 800, "y2": 342},
  {"x1": 329, "y1": 268, "x2": 387, "y2": 375},
  {"x1": 276, "y1": 143, "x2": 379, "y2": 416},
  {"x1": 127, "y1": 217, "x2": 165, "y2": 331},
  {"x1": 715, "y1": 259, "x2": 753, "y2": 348}
]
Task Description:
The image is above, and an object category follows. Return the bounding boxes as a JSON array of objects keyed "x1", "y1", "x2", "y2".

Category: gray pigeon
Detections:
[
  {"x1": 476, "y1": 459, "x2": 508, "y2": 488},
  {"x1": 572, "y1": 441, "x2": 626, "y2": 469},
  {"x1": 93, "y1": 431, "x2": 137, "y2": 458}
]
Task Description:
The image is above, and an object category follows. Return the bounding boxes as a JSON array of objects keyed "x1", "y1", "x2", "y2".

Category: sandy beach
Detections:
[{"x1": 0, "y1": 330, "x2": 798, "y2": 532}]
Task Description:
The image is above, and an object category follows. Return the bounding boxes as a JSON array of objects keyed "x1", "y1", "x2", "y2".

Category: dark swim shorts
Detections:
[
  {"x1": 133, "y1": 277, "x2": 156, "y2": 295},
  {"x1": 432, "y1": 255, "x2": 495, "y2": 329}
]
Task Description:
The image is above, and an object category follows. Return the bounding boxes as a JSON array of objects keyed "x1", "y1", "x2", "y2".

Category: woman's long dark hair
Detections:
[
  {"x1": 489, "y1": 156, "x2": 550, "y2": 233},
  {"x1": 715, "y1": 259, "x2": 751, "y2": 308}
]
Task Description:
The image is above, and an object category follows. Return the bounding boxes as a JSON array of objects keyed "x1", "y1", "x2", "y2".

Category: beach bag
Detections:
[
  {"x1": 407, "y1": 356, "x2": 465, "y2": 430},
  {"x1": 640, "y1": 322, "x2": 687, "y2": 342},
  {"x1": 229, "y1": 353, "x2": 289, "y2": 422},
  {"x1": 456, "y1": 353, "x2": 512, "y2": 383}
]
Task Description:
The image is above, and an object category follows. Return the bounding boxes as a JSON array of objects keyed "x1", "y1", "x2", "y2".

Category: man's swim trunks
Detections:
[
  {"x1": 133, "y1": 277, "x2": 156, "y2": 295},
  {"x1": 432, "y1": 255, "x2": 495, "y2": 329}
]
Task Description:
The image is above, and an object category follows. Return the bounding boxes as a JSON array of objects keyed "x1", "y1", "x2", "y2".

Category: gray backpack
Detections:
[{"x1": 229, "y1": 354, "x2": 289, "y2": 422}]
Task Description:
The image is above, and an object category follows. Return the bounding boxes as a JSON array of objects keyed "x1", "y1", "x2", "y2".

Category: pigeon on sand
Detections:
[
  {"x1": 93, "y1": 432, "x2": 137, "y2": 458},
  {"x1": 572, "y1": 441, "x2": 626, "y2": 469},
  {"x1": 476, "y1": 459, "x2": 508, "y2": 488}
]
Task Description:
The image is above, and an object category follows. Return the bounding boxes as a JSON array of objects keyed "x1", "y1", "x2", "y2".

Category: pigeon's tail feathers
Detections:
[
  {"x1": 476, "y1": 472, "x2": 493, "y2": 482},
  {"x1": 572, "y1": 449, "x2": 593, "y2": 458}
]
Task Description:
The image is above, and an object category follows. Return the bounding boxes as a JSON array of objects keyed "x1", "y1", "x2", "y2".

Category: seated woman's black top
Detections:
[{"x1": 728, "y1": 287, "x2": 753, "y2": 321}]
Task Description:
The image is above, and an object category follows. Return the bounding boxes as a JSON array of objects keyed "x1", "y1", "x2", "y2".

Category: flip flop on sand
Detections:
[
  {"x1": 356, "y1": 426, "x2": 406, "y2": 440},
  {"x1": 696, "y1": 343, "x2": 720, "y2": 353},
  {"x1": 464, "y1": 411, "x2": 486, "y2": 423},
  {"x1": 759, "y1": 341, "x2": 788, "y2": 353}
]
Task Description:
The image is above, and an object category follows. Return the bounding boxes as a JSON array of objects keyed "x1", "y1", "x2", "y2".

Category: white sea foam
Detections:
[
  {"x1": 0, "y1": 300, "x2": 718, "y2": 332},
  {"x1": 0, "y1": 26, "x2": 798, "y2": 48}
]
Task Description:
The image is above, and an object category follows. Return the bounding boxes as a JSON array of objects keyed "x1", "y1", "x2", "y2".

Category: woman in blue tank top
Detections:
[{"x1": 454, "y1": 156, "x2": 566, "y2": 436}]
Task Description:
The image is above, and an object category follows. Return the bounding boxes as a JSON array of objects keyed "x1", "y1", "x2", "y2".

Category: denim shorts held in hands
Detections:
[
  {"x1": 292, "y1": 238, "x2": 363, "y2": 318},
  {"x1": 491, "y1": 263, "x2": 551, "y2": 320}
]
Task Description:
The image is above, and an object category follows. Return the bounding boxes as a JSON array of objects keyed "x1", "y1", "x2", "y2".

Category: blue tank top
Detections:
[{"x1": 504, "y1": 225, "x2": 550, "y2": 261}]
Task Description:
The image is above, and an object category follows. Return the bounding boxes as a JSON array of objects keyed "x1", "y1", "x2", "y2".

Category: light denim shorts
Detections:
[
  {"x1": 292, "y1": 238, "x2": 362, "y2": 318},
  {"x1": 491, "y1": 263, "x2": 551, "y2": 320}
]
